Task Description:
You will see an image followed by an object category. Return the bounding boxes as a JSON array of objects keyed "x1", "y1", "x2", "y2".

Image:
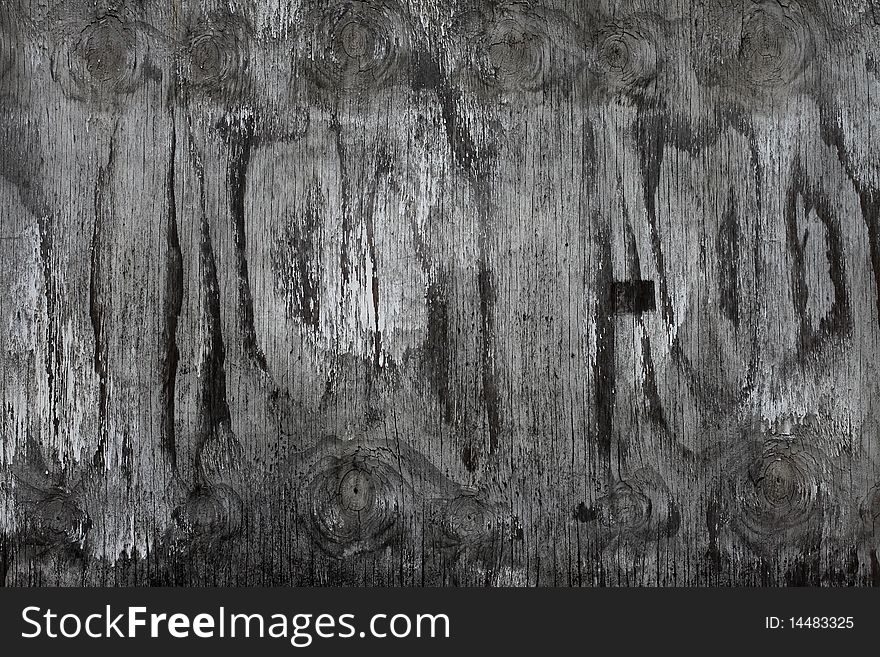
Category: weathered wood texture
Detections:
[{"x1": 1, "y1": 0, "x2": 880, "y2": 586}]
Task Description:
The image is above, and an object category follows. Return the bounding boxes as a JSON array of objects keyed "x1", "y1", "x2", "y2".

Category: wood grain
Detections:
[{"x1": 1, "y1": 0, "x2": 879, "y2": 586}]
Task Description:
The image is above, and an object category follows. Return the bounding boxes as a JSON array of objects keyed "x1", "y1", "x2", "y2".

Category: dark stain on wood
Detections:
[{"x1": 611, "y1": 280, "x2": 655, "y2": 315}]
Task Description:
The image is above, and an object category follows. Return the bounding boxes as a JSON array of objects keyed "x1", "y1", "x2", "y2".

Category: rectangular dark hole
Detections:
[{"x1": 611, "y1": 280, "x2": 656, "y2": 314}]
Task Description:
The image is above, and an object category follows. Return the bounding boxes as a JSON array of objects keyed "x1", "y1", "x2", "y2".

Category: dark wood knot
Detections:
[
  {"x1": 303, "y1": 0, "x2": 411, "y2": 93},
  {"x1": 462, "y1": 9, "x2": 547, "y2": 93},
  {"x1": 694, "y1": 0, "x2": 816, "y2": 92},
  {"x1": 306, "y1": 448, "x2": 407, "y2": 558},
  {"x1": 738, "y1": 0, "x2": 815, "y2": 87},
  {"x1": 183, "y1": 12, "x2": 251, "y2": 102},
  {"x1": 432, "y1": 491, "x2": 504, "y2": 561},
  {"x1": 575, "y1": 467, "x2": 679, "y2": 548},
  {"x1": 594, "y1": 14, "x2": 664, "y2": 98},
  {"x1": 28, "y1": 490, "x2": 91, "y2": 549},
  {"x1": 725, "y1": 438, "x2": 823, "y2": 553},
  {"x1": 51, "y1": 10, "x2": 144, "y2": 103},
  {"x1": 172, "y1": 484, "x2": 244, "y2": 544},
  {"x1": 452, "y1": 2, "x2": 584, "y2": 98}
]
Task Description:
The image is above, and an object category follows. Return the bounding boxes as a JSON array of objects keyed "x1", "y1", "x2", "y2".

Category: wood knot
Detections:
[
  {"x1": 738, "y1": 0, "x2": 815, "y2": 87},
  {"x1": 303, "y1": 0, "x2": 411, "y2": 94},
  {"x1": 468, "y1": 14, "x2": 546, "y2": 92},
  {"x1": 452, "y1": 2, "x2": 584, "y2": 98},
  {"x1": 575, "y1": 468, "x2": 679, "y2": 549},
  {"x1": 594, "y1": 14, "x2": 664, "y2": 100},
  {"x1": 432, "y1": 491, "x2": 504, "y2": 562},
  {"x1": 172, "y1": 484, "x2": 244, "y2": 544},
  {"x1": 183, "y1": 12, "x2": 251, "y2": 103},
  {"x1": 51, "y1": 9, "x2": 145, "y2": 103},
  {"x1": 28, "y1": 490, "x2": 91, "y2": 549},
  {"x1": 695, "y1": 0, "x2": 817, "y2": 93},
  {"x1": 725, "y1": 437, "x2": 823, "y2": 552},
  {"x1": 306, "y1": 447, "x2": 407, "y2": 558}
]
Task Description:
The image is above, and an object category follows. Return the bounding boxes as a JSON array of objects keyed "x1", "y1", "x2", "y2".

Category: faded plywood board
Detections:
[{"x1": 0, "y1": 0, "x2": 880, "y2": 586}]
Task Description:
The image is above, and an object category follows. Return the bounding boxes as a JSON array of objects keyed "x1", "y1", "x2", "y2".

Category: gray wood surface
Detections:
[{"x1": 1, "y1": 0, "x2": 879, "y2": 586}]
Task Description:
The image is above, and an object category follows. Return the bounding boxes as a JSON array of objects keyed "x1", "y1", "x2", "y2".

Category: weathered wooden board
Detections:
[{"x1": 1, "y1": 0, "x2": 880, "y2": 586}]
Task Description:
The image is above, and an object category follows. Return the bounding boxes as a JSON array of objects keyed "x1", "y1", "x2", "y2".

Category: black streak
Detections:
[
  {"x1": 594, "y1": 211, "x2": 614, "y2": 480},
  {"x1": 477, "y1": 256, "x2": 502, "y2": 454},
  {"x1": 741, "y1": 117, "x2": 764, "y2": 214},
  {"x1": 364, "y1": 147, "x2": 394, "y2": 370},
  {"x1": 226, "y1": 117, "x2": 268, "y2": 373},
  {"x1": 36, "y1": 213, "x2": 60, "y2": 444},
  {"x1": 784, "y1": 164, "x2": 852, "y2": 356},
  {"x1": 640, "y1": 332, "x2": 671, "y2": 436},
  {"x1": 633, "y1": 111, "x2": 674, "y2": 326},
  {"x1": 717, "y1": 189, "x2": 740, "y2": 328},
  {"x1": 194, "y1": 210, "x2": 231, "y2": 483},
  {"x1": 854, "y1": 186, "x2": 880, "y2": 328},
  {"x1": 0, "y1": 532, "x2": 7, "y2": 586},
  {"x1": 784, "y1": 172, "x2": 811, "y2": 356},
  {"x1": 160, "y1": 117, "x2": 182, "y2": 470},
  {"x1": 623, "y1": 221, "x2": 672, "y2": 442},
  {"x1": 90, "y1": 136, "x2": 114, "y2": 471},
  {"x1": 818, "y1": 102, "x2": 880, "y2": 330},
  {"x1": 670, "y1": 112, "x2": 762, "y2": 411},
  {"x1": 434, "y1": 66, "x2": 503, "y2": 457},
  {"x1": 424, "y1": 276, "x2": 451, "y2": 422},
  {"x1": 281, "y1": 196, "x2": 322, "y2": 327},
  {"x1": 329, "y1": 115, "x2": 352, "y2": 289},
  {"x1": 190, "y1": 136, "x2": 231, "y2": 486}
]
